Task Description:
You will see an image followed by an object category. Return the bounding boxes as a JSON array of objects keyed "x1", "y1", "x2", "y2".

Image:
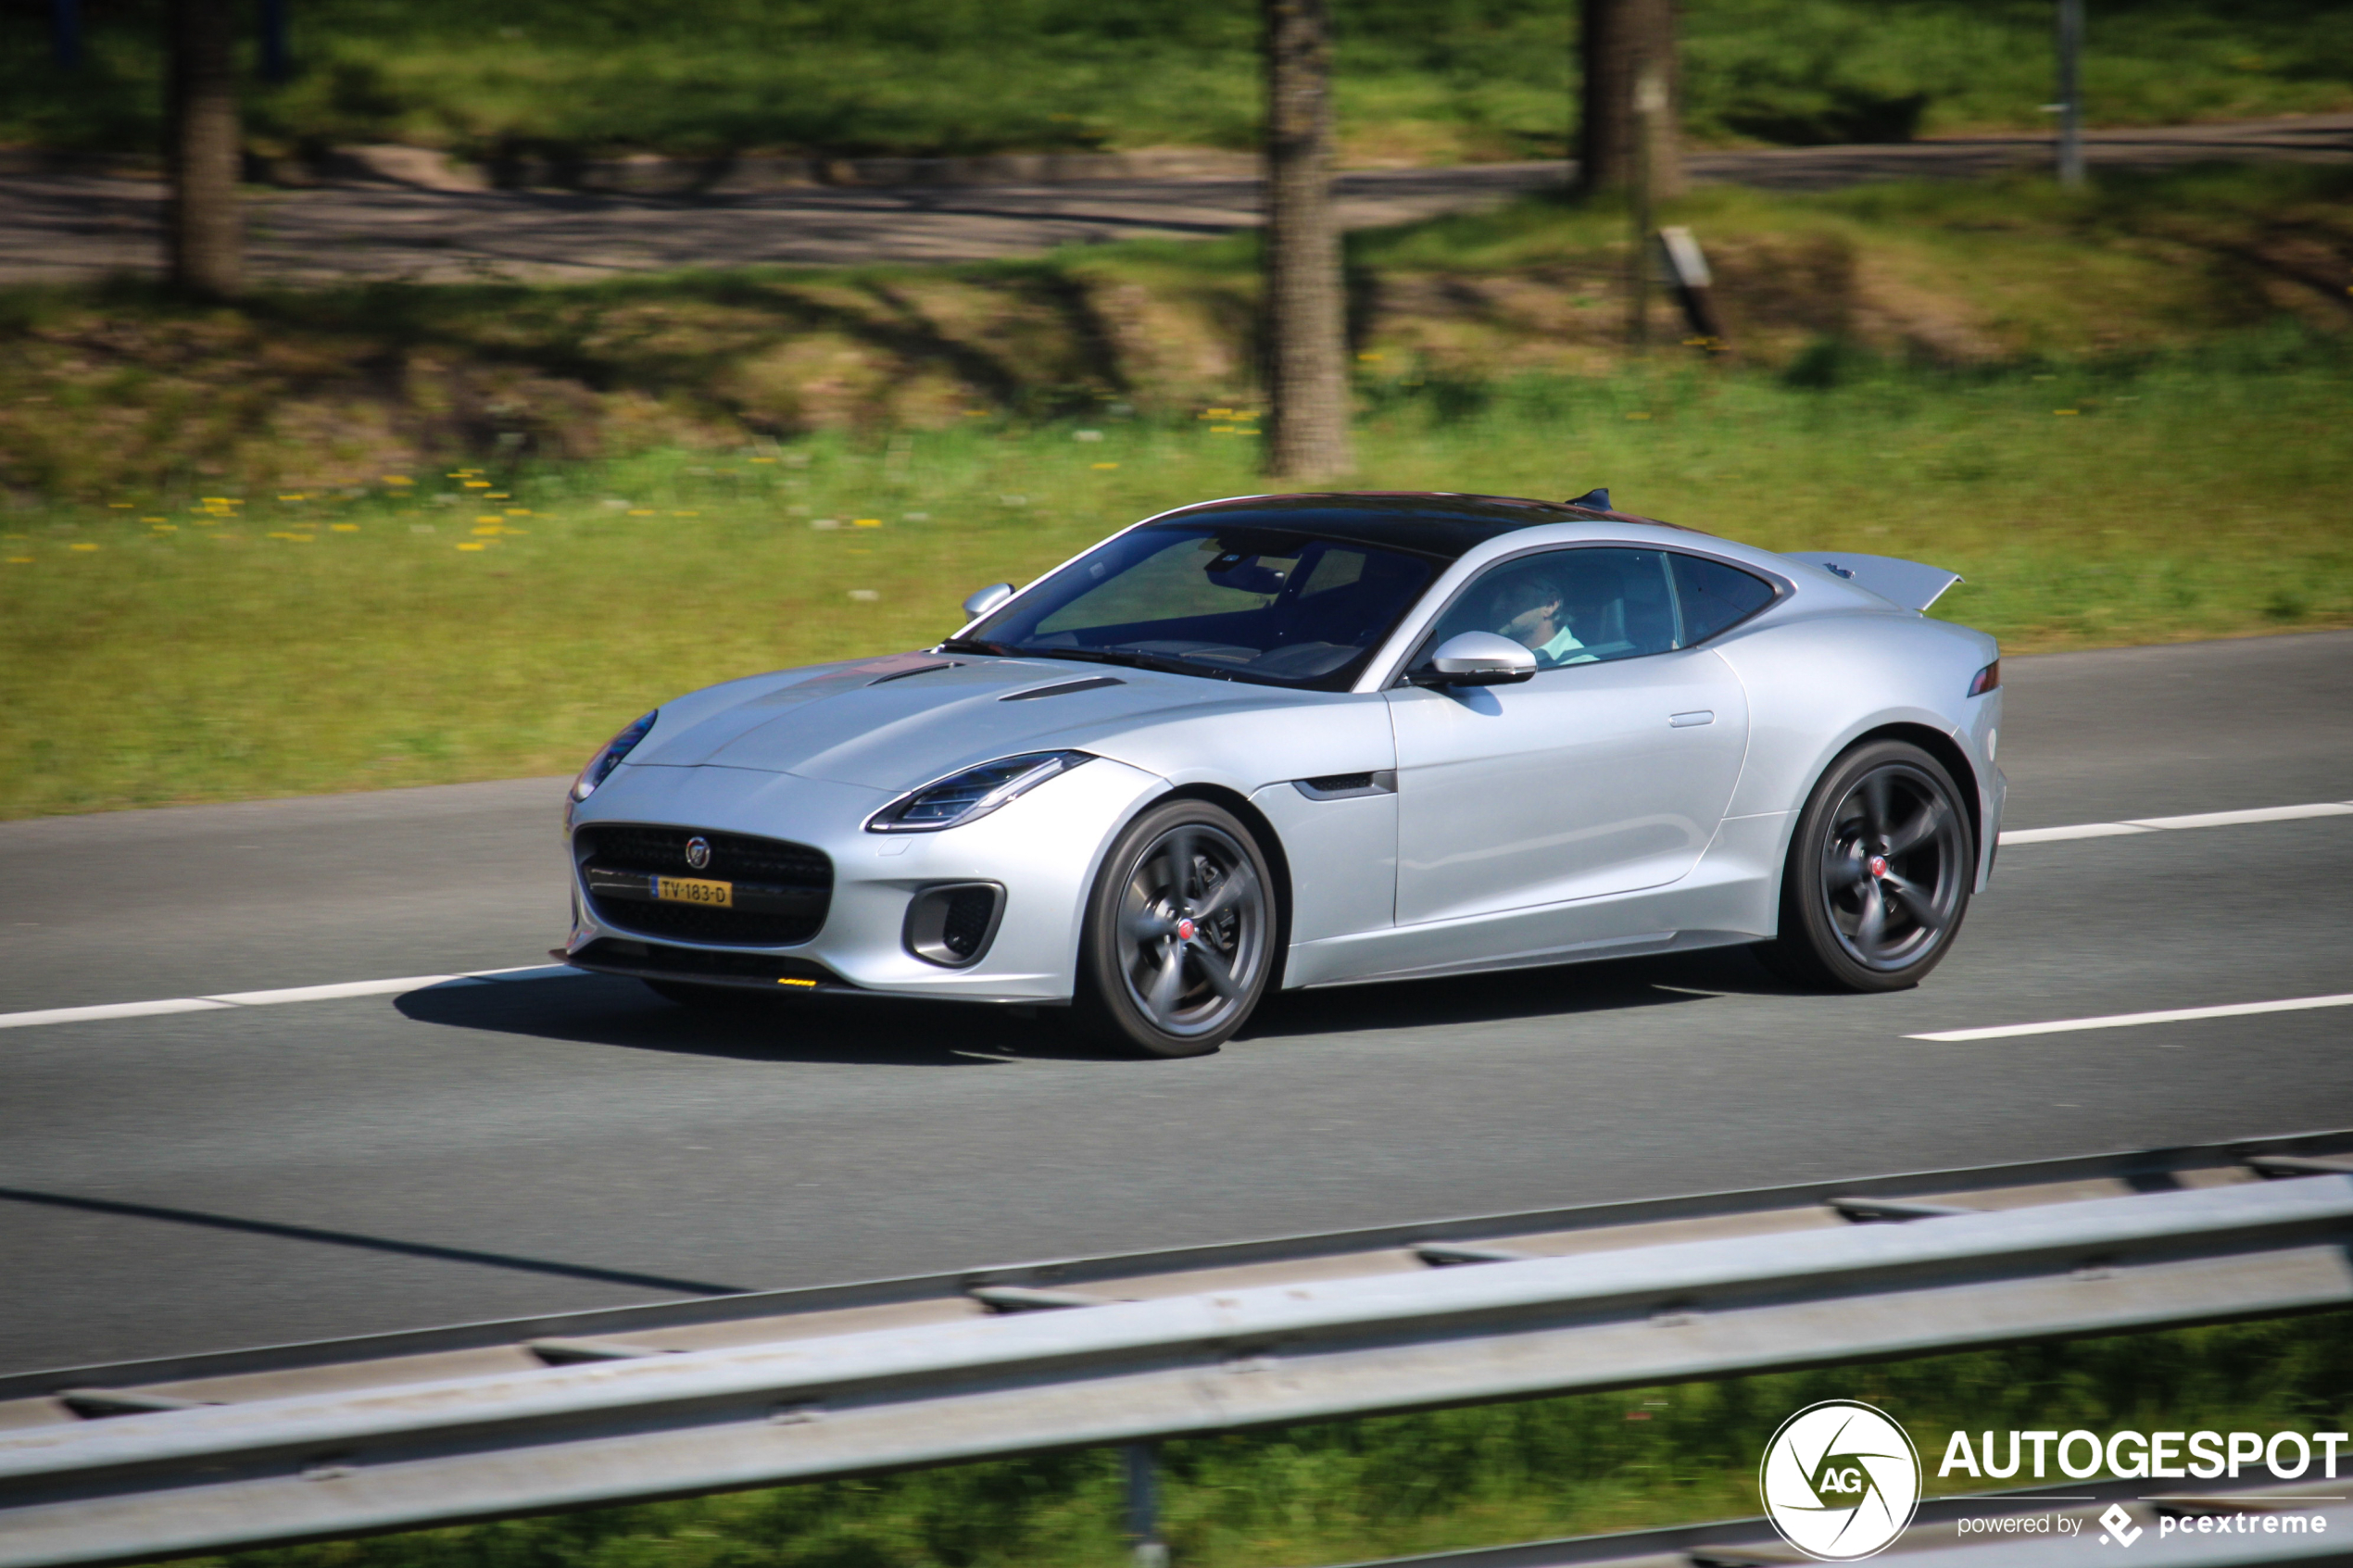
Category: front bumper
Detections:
[{"x1": 560, "y1": 756, "x2": 1167, "y2": 1003}]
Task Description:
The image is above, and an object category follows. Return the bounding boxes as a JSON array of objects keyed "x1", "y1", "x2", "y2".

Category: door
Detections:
[{"x1": 1385, "y1": 546, "x2": 1752, "y2": 927}]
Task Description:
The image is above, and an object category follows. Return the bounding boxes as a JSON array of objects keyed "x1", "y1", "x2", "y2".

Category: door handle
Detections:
[{"x1": 1668, "y1": 710, "x2": 1715, "y2": 728}]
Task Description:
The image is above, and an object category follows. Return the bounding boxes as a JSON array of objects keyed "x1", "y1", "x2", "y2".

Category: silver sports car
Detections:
[{"x1": 560, "y1": 490, "x2": 2003, "y2": 1056}]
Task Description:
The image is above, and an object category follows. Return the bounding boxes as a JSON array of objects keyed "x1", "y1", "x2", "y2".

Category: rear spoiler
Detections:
[{"x1": 1782, "y1": 552, "x2": 1963, "y2": 611}]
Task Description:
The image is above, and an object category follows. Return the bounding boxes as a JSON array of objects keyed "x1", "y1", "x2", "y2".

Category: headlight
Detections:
[
  {"x1": 866, "y1": 751, "x2": 1093, "y2": 834},
  {"x1": 572, "y1": 709, "x2": 658, "y2": 803}
]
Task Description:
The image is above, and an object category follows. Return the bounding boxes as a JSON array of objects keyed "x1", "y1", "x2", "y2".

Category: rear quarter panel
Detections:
[{"x1": 1712, "y1": 608, "x2": 2003, "y2": 890}]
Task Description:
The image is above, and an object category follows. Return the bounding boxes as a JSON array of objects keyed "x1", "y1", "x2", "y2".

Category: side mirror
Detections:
[
  {"x1": 962, "y1": 583, "x2": 1014, "y2": 621},
  {"x1": 1421, "y1": 631, "x2": 1537, "y2": 687}
]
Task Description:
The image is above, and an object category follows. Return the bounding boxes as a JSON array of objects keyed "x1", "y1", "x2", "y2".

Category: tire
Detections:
[
  {"x1": 1761, "y1": 739, "x2": 1975, "y2": 992},
  {"x1": 1074, "y1": 798, "x2": 1278, "y2": 1058}
]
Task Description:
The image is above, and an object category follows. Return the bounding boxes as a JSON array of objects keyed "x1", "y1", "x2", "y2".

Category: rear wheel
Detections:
[
  {"x1": 1761, "y1": 739, "x2": 1974, "y2": 992},
  {"x1": 1075, "y1": 799, "x2": 1277, "y2": 1058}
]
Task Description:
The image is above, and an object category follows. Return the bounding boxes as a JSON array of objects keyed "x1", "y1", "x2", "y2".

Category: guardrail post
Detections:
[{"x1": 1126, "y1": 1442, "x2": 1167, "y2": 1568}]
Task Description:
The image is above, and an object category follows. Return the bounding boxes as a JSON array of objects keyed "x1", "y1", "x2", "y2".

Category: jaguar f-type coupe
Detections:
[{"x1": 560, "y1": 490, "x2": 2003, "y2": 1056}]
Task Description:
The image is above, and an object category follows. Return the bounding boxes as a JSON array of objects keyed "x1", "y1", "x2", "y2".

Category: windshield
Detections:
[{"x1": 955, "y1": 523, "x2": 1438, "y2": 688}]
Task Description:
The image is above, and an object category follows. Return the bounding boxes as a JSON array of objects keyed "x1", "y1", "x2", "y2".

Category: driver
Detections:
[{"x1": 1491, "y1": 572, "x2": 1586, "y2": 666}]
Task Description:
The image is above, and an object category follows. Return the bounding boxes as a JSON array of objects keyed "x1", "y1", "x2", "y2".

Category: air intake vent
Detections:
[
  {"x1": 1001, "y1": 676, "x2": 1125, "y2": 702},
  {"x1": 903, "y1": 882, "x2": 1005, "y2": 967}
]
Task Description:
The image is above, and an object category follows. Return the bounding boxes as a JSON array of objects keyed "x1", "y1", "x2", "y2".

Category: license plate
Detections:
[{"x1": 655, "y1": 876, "x2": 734, "y2": 909}]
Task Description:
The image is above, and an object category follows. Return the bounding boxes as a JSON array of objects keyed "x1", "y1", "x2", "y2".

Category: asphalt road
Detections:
[
  {"x1": 0, "y1": 630, "x2": 2347, "y2": 1375},
  {"x1": 5, "y1": 114, "x2": 2347, "y2": 283}
]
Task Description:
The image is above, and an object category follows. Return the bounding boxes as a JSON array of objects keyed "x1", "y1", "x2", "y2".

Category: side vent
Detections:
[{"x1": 1294, "y1": 771, "x2": 1397, "y2": 801}]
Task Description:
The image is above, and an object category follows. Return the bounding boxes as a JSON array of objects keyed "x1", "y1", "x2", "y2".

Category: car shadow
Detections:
[
  {"x1": 399, "y1": 945, "x2": 1808, "y2": 1062},
  {"x1": 394, "y1": 972, "x2": 1098, "y2": 1066},
  {"x1": 1237, "y1": 943, "x2": 1802, "y2": 1040}
]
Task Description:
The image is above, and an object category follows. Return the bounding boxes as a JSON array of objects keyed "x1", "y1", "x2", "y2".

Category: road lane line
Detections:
[
  {"x1": 0, "y1": 997, "x2": 234, "y2": 1031},
  {"x1": 0, "y1": 966, "x2": 585, "y2": 1033},
  {"x1": 1998, "y1": 799, "x2": 2352, "y2": 847},
  {"x1": 1909, "y1": 993, "x2": 2353, "y2": 1042},
  {"x1": 1999, "y1": 822, "x2": 2155, "y2": 845}
]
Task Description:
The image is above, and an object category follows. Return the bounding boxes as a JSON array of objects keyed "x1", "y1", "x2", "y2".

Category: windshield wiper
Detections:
[{"x1": 1011, "y1": 646, "x2": 1234, "y2": 681}]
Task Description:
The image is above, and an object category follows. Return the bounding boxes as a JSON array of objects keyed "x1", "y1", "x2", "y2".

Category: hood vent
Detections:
[
  {"x1": 1000, "y1": 675, "x2": 1126, "y2": 702},
  {"x1": 868, "y1": 660, "x2": 962, "y2": 685}
]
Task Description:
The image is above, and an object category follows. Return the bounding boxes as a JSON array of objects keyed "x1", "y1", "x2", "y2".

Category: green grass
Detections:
[
  {"x1": 4, "y1": 331, "x2": 2349, "y2": 820},
  {"x1": 7, "y1": 0, "x2": 2352, "y2": 166},
  {"x1": 193, "y1": 1311, "x2": 2353, "y2": 1568}
]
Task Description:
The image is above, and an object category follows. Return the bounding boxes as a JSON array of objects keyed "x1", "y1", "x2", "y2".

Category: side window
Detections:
[
  {"x1": 1668, "y1": 554, "x2": 1778, "y2": 646},
  {"x1": 1423, "y1": 548, "x2": 1680, "y2": 669}
]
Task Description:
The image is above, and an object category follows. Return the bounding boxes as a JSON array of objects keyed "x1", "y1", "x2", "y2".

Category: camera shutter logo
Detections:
[
  {"x1": 1760, "y1": 1400, "x2": 1922, "y2": 1561},
  {"x1": 685, "y1": 836, "x2": 712, "y2": 871}
]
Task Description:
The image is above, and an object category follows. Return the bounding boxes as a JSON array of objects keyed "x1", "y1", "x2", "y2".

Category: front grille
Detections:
[{"x1": 575, "y1": 823, "x2": 833, "y2": 947}]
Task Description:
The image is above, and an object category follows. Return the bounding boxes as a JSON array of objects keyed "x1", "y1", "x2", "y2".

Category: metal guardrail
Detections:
[
  {"x1": 9, "y1": 1127, "x2": 2351, "y2": 1409},
  {"x1": 3, "y1": 1159, "x2": 2351, "y2": 1568}
]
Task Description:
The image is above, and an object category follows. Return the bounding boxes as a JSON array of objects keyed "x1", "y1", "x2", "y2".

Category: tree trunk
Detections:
[
  {"x1": 1579, "y1": 0, "x2": 1682, "y2": 200},
  {"x1": 1261, "y1": 0, "x2": 1350, "y2": 483},
  {"x1": 168, "y1": 0, "x2": 242, "y2": 297}
]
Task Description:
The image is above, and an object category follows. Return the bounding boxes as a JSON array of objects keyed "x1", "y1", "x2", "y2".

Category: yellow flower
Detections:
[
  {"x1": 2054, "y1": 408, "x2": 2080, "y2": 416},
  {"x1": 628, "y1": 508, "x2": 655, "y2": 516},
  {"x1": 463, "y1": 481, "x2": 491, "y2": 488},
  {"x1": 384, "y1": 476, "x2": 413, "y2": 485},
  {"x1": 142, "y1": 516, "x2": 168, "y2": 522},
  {"x1": 1092, "y1": 462, "x2": 1118, "y2": 470},
  {"x1": 331, "y1": 523, "x2": 360, "y2": 533},
  {"x1": 69, "y1": 542, "x2": 100, "y2": 552},
  {"x1": 109, "y1": 501, "x2": 132, "y2": 508},
  {"x1": 472, "y1": 523, "x2": 503, "y2": 535},
  {"x1": 457, "y1": 541, "x2": 488, "y2": 551},
  {"x1": 478, "y1": 515, "x2": 505, "y2": 523},
  {"x1": 852, "y1": 518, "x2": 880, "y2": 528}
]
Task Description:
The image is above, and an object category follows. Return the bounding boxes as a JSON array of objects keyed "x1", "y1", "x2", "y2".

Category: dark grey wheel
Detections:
[
  {"x1": 1076, "y1": 799, "x2": 1276, "y2": 1057},
  {"x1": 1764, "y1": 739, "x2": 1974, "y2": 992}
]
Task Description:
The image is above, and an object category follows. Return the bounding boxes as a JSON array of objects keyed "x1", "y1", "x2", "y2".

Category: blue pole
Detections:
[{"x1": 53, "y1": 0, "x2": 82, "y2": 70}]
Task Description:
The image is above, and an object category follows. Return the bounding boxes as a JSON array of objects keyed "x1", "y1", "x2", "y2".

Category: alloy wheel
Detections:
[
  {"x1": 1115, "y1": 822, "x2": 1268, "y2": 1039},
  {"x1": 1819, "y1": 762, "x2": 1967, "y2": 972}
]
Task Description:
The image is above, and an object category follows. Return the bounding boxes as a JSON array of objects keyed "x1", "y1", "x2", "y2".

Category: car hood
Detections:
[{"x1": 627, "y1": 652, "x2": 1252, "y2": 791}]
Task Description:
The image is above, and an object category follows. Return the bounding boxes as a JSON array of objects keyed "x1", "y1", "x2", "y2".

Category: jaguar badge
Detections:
[{"x1": 684, "y1": 835, "x2": 712, "y2": 871}]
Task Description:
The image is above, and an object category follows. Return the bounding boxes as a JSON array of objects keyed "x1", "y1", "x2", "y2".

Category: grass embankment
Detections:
[
  {"x1": 1, "y1": 165, "x2": 2347, "y2": 820},
  {"x1": 6, "y1": 0, "x2": 2352, "y2": 167},
  {"x1": 197, "y1": 1312, "x2": 2353, "y2": 1568},
  {"x1": 4, "y1": 333, "x2": 2348, "y2": 821}
]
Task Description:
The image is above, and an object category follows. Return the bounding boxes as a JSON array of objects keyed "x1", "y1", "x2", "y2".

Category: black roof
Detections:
[{"x1": 1146, "y1": 493, "x2": 1623, "y2": 560}]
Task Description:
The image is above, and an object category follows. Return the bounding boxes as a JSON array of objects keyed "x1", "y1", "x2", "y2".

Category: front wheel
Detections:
[
  {"x1": 1761, "y1": 739, "x2": 1974, "y2": 992},
  {"x1": 1074, "y1": 799, "x2": 1277, "y2": 1058}
]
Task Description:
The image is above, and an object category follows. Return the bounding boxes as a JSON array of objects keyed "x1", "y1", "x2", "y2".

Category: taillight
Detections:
[{"x1": 1968, "y1": 660, "x2": 2001, "y2": 697}]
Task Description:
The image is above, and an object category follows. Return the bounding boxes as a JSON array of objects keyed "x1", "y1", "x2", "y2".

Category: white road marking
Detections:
[
  {"x1": 0, "y1": 800, "x2": 2345, "y2": 1037},
  {"x1": 1998, "y1": 799, "x2": 2352, "y2": 847},
  {"x1": 1909, "y1": 993, "x2": 2353, "y2": 1043},
  {"x1": 0, "y1": 965, "x2": 580, "y2": 1033}
]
